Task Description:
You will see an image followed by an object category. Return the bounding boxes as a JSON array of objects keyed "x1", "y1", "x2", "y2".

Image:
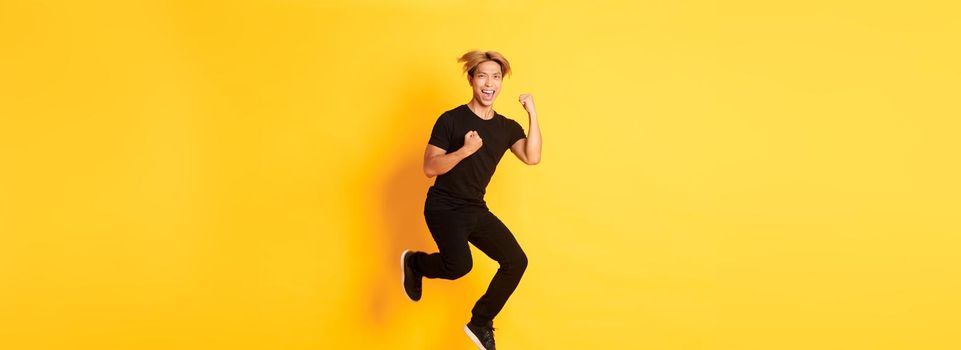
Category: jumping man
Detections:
[{"x1": 401, "y1": 50, "x2": 542, "y2": 350}]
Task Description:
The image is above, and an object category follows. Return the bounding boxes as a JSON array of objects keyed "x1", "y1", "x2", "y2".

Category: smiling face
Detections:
[{"x1": 468, "y1": 60, "x2": 503, "y2": 107}]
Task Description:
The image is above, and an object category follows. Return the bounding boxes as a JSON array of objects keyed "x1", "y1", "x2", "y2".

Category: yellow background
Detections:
[{"x1": 2, "y1": 1, "x2": 959, "y2": 349}]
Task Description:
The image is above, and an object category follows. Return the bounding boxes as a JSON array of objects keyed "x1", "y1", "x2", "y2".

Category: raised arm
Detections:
[{"x1": 510, "y1": 93, "x2": 541, "y2": 165}]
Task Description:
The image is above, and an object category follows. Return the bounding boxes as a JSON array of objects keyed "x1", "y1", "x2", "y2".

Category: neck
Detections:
[{"x1": 467, "y1": 99, "x2": 494, "y2": 120}]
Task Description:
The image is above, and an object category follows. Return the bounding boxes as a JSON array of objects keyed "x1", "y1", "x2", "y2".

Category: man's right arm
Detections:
[
  {"x1": 424, "y1": 130, "x2": 482, "y2": 178},
  {"x1": 423, "y1": 144, "x2": 468, "y2": 178}
]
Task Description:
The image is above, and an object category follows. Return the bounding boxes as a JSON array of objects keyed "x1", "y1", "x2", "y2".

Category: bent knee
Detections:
[
  {"x1": 444, "y1": 261, "x2": 473, "y2": 279},
  {"x1": 503, "y1": 252, "x2": 528, "y2": 272},
  {"x1": 517, "y1": 253, "x2": 528, "y2": 271}
]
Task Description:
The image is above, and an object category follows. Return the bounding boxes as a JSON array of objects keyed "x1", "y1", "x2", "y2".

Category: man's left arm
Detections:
[{"x1": 510, "y1": 93, "x2": 541, "y2": 165}]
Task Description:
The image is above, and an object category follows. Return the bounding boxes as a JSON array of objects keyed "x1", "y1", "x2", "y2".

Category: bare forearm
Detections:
[
  {"x1": 525, "y1": 112, "x2": 542, "y2": 164},
  {"x1": 424, "y1": 148, "x2": 469, "y2": 177}
]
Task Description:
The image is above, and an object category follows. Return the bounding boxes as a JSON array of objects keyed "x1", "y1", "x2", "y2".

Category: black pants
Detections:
[{"x1": 410, "y1": 206, "x2": 528, "y2": 326}]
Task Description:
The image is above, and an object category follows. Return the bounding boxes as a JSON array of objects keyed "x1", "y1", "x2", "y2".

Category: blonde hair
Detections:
[{"x1": 458, "y1": 50, "x2": 511, "y2": 78}]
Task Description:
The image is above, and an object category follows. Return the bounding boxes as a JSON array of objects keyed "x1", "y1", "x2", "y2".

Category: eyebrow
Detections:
[{"x1": 476, "y1": 71, "x2": 502, "y2": 75}]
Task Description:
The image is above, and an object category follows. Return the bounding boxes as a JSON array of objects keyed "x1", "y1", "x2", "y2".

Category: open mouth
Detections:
[{"x1": 481, "y1": 89, "x2": 495, "y2": 99}]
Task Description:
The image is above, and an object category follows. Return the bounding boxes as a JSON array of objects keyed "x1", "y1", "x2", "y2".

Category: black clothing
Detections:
[
  {"x1": 425, "y1": 104, "x2": 526, "y2": 211},
  {"x1": 411, "y1": 104, "x2": 529, "y2": 326},
  {"x1": 411, "y1": 207, "x2": 527, "y2": 326}
]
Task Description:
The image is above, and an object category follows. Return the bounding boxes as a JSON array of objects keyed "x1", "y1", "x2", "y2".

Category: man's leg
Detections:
[
  {"x1": 466, "y1": 210, "x2": 528, "y2": 326},
  {"x1": 410, "y1": 209, "x2": 476, "y2": 280}
]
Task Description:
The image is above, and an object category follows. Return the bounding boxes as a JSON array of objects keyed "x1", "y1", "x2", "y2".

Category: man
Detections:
[{"x1": 401, "y1": 50, "x2": 542, "y2": 350}]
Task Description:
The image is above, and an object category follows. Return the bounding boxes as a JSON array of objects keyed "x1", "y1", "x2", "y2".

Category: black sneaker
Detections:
[
  {"x1": 400, "y1": 250, "x2": 422, "y2": 302},
  {"x1": 464, "y1": 321, "x2": 496, "y2": 350}
]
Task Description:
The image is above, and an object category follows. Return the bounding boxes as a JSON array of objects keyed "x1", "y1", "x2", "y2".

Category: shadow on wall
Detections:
[{"x1": 365, "y1": 69, "x2": 478, "y2": 349}]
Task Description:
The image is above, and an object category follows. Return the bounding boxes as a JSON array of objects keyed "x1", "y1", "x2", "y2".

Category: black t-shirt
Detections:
[{"x1": 425, "y1": 104, "x2": 527, "y2": 211}]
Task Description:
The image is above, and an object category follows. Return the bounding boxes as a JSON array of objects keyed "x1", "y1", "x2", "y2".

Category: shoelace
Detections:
[{"x1": 481, "y1": 327, "x2": 496, "y2": 343}]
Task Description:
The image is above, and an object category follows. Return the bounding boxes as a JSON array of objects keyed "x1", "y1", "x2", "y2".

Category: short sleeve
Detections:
[
  {"x1": 428, "y1": 113, "x2": 452, "y2": 151},
  {"x1": 507, "y1": 119, "x2": 527, "y2": 148}
]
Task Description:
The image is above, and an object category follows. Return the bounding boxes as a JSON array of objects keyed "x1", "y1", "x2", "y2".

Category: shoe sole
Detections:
[
  {"x1": 463, "y1": 325, "x2": 488, "y2": 350},
  {"x1": 401, "y1": 250, "x2": 418, "y2": 303}
]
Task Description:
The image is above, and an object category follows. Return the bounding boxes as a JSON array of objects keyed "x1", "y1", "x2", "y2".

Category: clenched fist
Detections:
[
  {"x1": 461, "y1": 130, "x2": 483, "y2": 155},
  {"x1": 519, "y1": 93, "x2": 536, "y2": 115}
]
